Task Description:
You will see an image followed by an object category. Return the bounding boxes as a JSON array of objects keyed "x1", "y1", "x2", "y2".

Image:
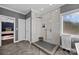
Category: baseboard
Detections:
[{"x1": 14, "y1": 39, "x2": 25, "y2": 43}]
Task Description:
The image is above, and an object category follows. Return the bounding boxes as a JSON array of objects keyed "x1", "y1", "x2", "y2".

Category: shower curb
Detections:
[{"x1": 32, "y1": 42, "x2": 59, "y2": 55}]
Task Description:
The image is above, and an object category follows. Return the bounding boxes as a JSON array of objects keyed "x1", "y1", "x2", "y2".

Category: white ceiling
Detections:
[{"x1": 0, "y1": 4, "x2": 64, "y2": 15}]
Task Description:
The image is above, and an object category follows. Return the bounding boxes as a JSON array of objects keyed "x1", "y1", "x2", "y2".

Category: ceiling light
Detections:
[
  {"x1": 40, "y1": 8, "x2": 44, "y2": 11},
  {"x1": 56, "y1": 10, "x2": 58, "y2": 12},
  {"x1": 49, "y1": 4, "x2": 52, "y2": 6}
]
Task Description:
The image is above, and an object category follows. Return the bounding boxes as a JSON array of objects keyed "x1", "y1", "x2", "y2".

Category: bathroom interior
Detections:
[{"x1": 0, "y1": 4, "x2": 79, "y2": 55}]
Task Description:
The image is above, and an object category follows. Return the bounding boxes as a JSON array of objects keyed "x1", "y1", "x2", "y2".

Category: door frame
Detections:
[{"x1": 0, "y1": 15, "x2": 16, "y2": 46}]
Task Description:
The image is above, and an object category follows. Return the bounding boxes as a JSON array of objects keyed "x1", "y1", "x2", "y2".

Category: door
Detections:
[
  {"x1": 26, "y1": 18, "x2": 30, "y2": 41},
  {"x1": 18, "y1": 19, "x2": 25, "y2": 41}
]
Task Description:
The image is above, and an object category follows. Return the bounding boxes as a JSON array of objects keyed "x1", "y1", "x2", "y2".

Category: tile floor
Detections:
[{"x1": 0, "y1": 40, "x2": 76, "y2": 55}]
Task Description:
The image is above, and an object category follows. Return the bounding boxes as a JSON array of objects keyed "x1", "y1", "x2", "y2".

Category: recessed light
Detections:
[
  {"x1": 49, "y1": 4, "x2": 52, "y2": 6},
  {"x1": 56, "y1": 10, "x2": 58, "y2": 12},
  {"x1": 40, "y1": 8, "x2": 44, "y2": 11}
]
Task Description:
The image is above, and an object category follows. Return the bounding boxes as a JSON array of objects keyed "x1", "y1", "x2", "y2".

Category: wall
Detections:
[
  {"x1": 31, "y1": 9, "x2": 42, "y2": 42},
  {"x1": 25, "y1": 11, "x2": 31, "y2": 19},
  {"x1": 0, "y1": 7, "x2": 25, "y2": 19},
  {"x1": 42, "y1": 9, "x2": 60, "y2": 45},
  {"x1": 0, "y1": 7, "x2": 31, "y2": 41},
  {"x1": 0, "y1": 7, "x2": 26, "y2": 41},
  {"x1": 60, "y1": 4, "x2": 79, "y2": 13}
]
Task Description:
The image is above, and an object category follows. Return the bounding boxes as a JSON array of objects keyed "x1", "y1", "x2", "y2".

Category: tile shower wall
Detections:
[
  {"x1": 42, "y1": 9, "x2": 60, "y2": 45},
  {"x1": 31, "y1": 9, "x2": 42, "y2": 42}
]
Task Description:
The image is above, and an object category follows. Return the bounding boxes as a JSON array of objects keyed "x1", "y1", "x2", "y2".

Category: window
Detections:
[{"x1": 63, "y1": 12, "x2": 79, "y2": 35}]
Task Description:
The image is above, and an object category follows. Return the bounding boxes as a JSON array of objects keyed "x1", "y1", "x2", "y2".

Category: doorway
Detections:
[
  {"x1": 0, "y1": 15, "x2": 15, "y2": 46},
  {"x1": 1, "y1": 22, "x2": 14, "y2": 45}
]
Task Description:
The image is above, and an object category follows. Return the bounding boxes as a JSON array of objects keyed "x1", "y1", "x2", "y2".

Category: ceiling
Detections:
[{"x1": 0, "y1": 4, "x2": 64, "y2": 15}]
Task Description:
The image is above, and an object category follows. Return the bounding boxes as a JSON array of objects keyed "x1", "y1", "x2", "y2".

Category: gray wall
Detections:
[
  {"x1": 60, "y1": 4, "x2": 79, "y2": 13},
  {"x1": 0, "y1": 7, "x2": 26, "y2": 19},
  {"x1": 25, "y1": 11, "x2": 31, "y2": 19},
  {"x1": 0, "y1": 7, "x2": 31, "y2": 41}
]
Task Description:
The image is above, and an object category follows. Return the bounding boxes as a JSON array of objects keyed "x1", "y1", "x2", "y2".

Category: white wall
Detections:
[
  {"x1": 42, "y1": 9, "x2": 60, "y2": 45},
  {"x1": 31, "y1": 9, "x2": 42, "y2": 42},
  {"x1": 25, "y1": 17, "x2": 30, "y2": 41},
  {"x1": 18, "y1": 19, "x2": 25, "y2": 41}
]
